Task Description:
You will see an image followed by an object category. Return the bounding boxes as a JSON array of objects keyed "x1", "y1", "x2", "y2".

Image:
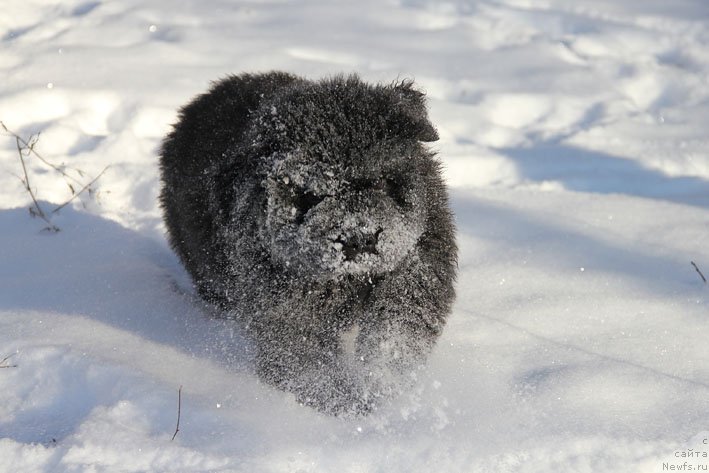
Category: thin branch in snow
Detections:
[
  {"x1": 171, "y1": 385, "x2": 183, "y2": 441},
  {"x1": 1, "y1": 121, "x2": 110, "y2": 231},
  {"x1": 2, "y1": 121, "x2": 87, "y2": 191},
  {"x1": 7, "y1": 129, "x2": 59, "y2": 232},
  {"x1": 0, "y1": 354, "x2": 18, "y2": 368},
  {"x1": 691, "y1": 261, "x2": 707, "y2": 284},
  {"x1": 52, "y1": 165, "x2": 110, "y2": 214}
]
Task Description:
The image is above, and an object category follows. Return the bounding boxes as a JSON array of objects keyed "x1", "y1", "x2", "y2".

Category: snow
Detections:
[{"x1": 1, "y1": 0, "x2": 708, "y2": 471}]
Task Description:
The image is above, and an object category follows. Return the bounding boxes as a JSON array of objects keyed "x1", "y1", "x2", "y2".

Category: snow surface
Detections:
[{"x1": 1, "y1": 0, "x2": 708, "y2": 471}]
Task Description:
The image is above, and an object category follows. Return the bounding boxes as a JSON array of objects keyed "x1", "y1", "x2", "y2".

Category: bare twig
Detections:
[
  {"x1": 2, "y1": 121, "x2": 85, "y2": 192},
  {"x1": 2, "y1": 121, "x2": 109, "y2": 231},
  {"x1": 12, "y1": 135, "x2": 60, "y2": 232},
  {"x1": 691, "y1": 261, "x2": 707, "y2": 284},
  {"x1": 15, "y1": 135, "x2": 44, "y2": 216},
  {"x1": 171, "y1": 385, "x2": 183, "y2": 441},
  {"x1": 0, "y1": 354, "x2": 18, "y2": 368},
  {"x1": 52, "y1": 165, "x2": 110, "y2": 214}
]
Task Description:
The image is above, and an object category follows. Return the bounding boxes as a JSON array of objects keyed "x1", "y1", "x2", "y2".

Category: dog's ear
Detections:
[{"x1": 390, "y1": 81, "x2": 439, "y2": 142}]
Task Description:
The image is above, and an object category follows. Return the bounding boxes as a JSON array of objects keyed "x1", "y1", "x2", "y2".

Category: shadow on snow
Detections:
[{"x1": 498, "y1": 142, "x2": 709, "y2": 209}]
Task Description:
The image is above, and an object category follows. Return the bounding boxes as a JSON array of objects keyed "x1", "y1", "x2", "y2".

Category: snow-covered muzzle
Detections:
[{"x1": 260, "y1": 154, "x2": 426, "y2": 280}]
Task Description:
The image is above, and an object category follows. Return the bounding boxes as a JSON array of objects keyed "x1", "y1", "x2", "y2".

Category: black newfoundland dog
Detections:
[{"x1": 160, "y1": 72, "x2": 456, "y2": 415}]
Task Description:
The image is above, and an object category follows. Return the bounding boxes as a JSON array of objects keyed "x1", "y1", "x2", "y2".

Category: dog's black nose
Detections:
[{"x1": 339, "y1": 228, "x2": 382, "y2": 261}]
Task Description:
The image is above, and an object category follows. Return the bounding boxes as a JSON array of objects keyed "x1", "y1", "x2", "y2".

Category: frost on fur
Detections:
[{"x1": 159, "y1": 72, "x2": 457, "y2": 416}]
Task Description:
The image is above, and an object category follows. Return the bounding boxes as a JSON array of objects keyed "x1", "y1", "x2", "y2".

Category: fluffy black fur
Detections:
[{"x1": 160, "y1": 72, "x2": 457, "y2": 415}]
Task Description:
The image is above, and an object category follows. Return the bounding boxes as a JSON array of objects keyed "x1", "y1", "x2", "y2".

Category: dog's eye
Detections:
[
  {"x1": 349, "y1": 179, "x2": 370, "y2": 192},
  {"x1": 383, "y1": 176, "x2": 409, "y2": 207},
  {"x1": 292, "y1": 189, "x2": 324, "y2": 224}
]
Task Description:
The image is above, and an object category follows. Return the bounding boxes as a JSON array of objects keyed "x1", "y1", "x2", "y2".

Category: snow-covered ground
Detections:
[{"x1": 1, "y1": 0, "x2": 708, "y2": 471}]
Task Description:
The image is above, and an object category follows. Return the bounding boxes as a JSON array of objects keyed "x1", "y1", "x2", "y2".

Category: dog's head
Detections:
[{"x1": 249, "y1": 75, "x2": 439, "y2": 280}]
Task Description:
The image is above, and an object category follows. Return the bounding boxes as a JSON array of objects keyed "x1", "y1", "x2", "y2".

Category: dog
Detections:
[{"x1": 160, "y1": 72, "x2": 457, "y2": 415}]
